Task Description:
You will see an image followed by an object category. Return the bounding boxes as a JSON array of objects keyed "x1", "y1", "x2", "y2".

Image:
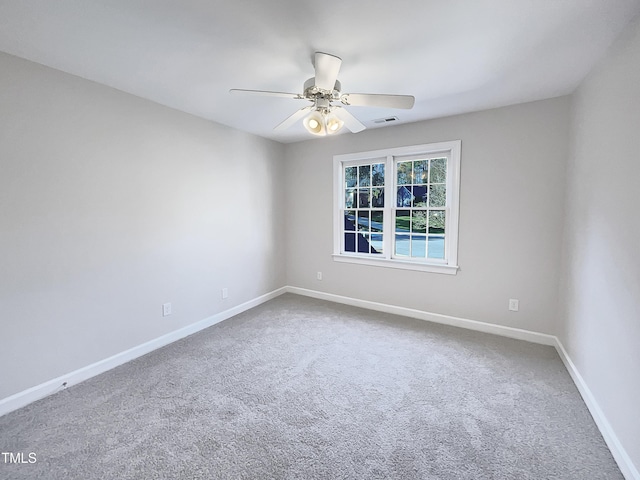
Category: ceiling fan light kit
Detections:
[
  {"x1": 303, "y1": 109, "x2": 344, "y2": 136},
  {"x1": 230, "y1": 52, "x2": 415, "y2": 137}
]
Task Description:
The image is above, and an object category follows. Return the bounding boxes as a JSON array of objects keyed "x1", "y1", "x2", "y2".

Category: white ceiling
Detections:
[{"x1": 1, "y1": 0, "x2": 639, "y2": 143}]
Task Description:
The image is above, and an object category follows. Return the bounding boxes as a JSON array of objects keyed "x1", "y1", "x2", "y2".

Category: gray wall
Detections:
[
  {"x1": 285, "y1": 97, "x2": 570, "y2": 335},
  {"x1": 0, "y1": 52, "x2": 286, "y2": 399},
  {"x1": 560, "y1": 15, "x2": 640, "y2": 471}
]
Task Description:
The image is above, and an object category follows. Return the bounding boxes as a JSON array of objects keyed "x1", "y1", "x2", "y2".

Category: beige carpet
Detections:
[{"x1": 0, "y1": 293, "x2": 623, "y2": 479}]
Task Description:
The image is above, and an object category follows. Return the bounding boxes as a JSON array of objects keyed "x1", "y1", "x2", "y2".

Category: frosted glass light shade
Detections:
[
  {"x1": 326, "y1": 113, "x2": 344, "y2": 134},
  {"x1": 303, "y1": 111, "x2": 326, "y2": 135}
]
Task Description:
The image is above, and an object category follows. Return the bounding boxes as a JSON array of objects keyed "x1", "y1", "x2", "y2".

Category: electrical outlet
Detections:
[
  {"x1": 162, "y1": 303, "x2": 172, "y2": 316},
  {"x1": 317, "y1": 271, "x2": 323, "y2": 280},
  {"x1": 508, "y1": 299, "x2": 519, "y2": 312},
  {"x1": 222, "y1": 288, "x2": 228, "y2": 299}
]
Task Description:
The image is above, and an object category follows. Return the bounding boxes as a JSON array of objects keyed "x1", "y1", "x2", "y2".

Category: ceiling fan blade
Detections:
[
  {"x1": 274, "y1": 106, "x2": 314, "y2": 131},
  {"x1": 341, "y1": 93, "x2": 415, "y2": 109},
  {"x1": 314, "y1": 52, "x2": 342, "y2": 91},
  {"x1": 332, "y1": 107, "x2": 366, "y2": 133},
  {"x1": 230, "y1": 89, "x2": 302, "y2": 99}
]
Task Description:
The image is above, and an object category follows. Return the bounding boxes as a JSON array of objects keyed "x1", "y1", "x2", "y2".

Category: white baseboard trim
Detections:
[
  {"x1": 554, "y1": 338, "x2": 639, "y2": 480},
  {"x1": 0, "y1": 286, "x2": 288, "y2": 418},
  {"x1": 286, "y1": 286, "x2": 638, "y2": 480},
  {"x1": 2, "y1": 285, "x2": 637, "y2": 480},
  {"x1": 286, "y1": 286, "x2": 557, "y2": 346}
]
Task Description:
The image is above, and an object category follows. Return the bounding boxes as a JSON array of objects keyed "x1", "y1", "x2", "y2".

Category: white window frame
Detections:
[{"x1": 333, "y1": 140, "x2": 461, "y2": 275}]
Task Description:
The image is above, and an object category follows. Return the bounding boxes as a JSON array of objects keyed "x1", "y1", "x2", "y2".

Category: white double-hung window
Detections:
[{"x1": 333, "y1": 141, "x2": 461, "y2": 274}]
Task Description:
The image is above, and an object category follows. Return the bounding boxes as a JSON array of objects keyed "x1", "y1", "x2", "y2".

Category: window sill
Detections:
[{"x1": 332, "y1": 254, "x2": 459, "y2": 275}]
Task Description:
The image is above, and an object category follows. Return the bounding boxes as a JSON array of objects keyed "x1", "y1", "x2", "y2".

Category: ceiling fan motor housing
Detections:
[
  {"x1": 303, "y1": 77, "x2": 341, "y2": 100},
  {"x1": 315, "y1": 97, "x2": 330, "y2": 112}
]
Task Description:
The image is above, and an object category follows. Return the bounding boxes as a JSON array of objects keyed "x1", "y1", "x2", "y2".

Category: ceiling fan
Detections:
[{"x1": 229, "y1": 52, "x2": 415, "y2": 136}]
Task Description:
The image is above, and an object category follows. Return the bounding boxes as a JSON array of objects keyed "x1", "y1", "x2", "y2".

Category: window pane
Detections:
[
  {"x1": 430, "y1": 158, "x2": 447, "y2": 183},
  {"x1": 397, "y1": 186, "x2": 412, "y2": 207},
  {"x1": 411, "y1": 235, "x2": 426, "y2": 258},
  {"x1": 345, "y1": 166, "x2": 357, "y2": 188},
  {"x1": 372, "y1": 163, "x2": 385, "y2": 186},
  {"x1": 344, "y1": 211, "x2": 356, "y2": 231},
  {"x1": 345, "y1": 189, "x2": 355, "y2": 208},
  {"x1": 344, "y1": 232, "x2": 356, "y2": 252},
  {"x1": 414, "y1": 160, "x2": 428, "y2": 184},
  {"x1": 395, "y1": 210, "x2": 410, "y2": 232},
  {"x1": 428, "y1": 211, "x2": 445, "y2": 234},
  {"x1": 371, "y1": 211, "x2": 384, "y2": 232},
  {"x1": 358, "y1": 233, "x2": 370, "y2": 253},
  {"x1": 371, "y1": 188, "x2": 384, "y2": 207},
  {"x1": 357, "y1": 211, "x2": 370, "y2": 231},
  {"x1": 358, "y1": 165, "x2": 371, "y2": 187},
  {"x1": 429, "y1": 184, "x2": 446, "y2": 207},
  {"x1": 395, "y1": 234, "x2": 410, "y2": 256},
  {"x1": 412, "y1": 210, "x2": 427, "y2": 233},
  {"x1": 357, "y1": 188, "x2": 371, "y2": 208},
  {"x1": 428, "y1": 236, "x2": 445, "y2": 259},
  {"x1": 412, "y1": 185, "x2": 428, "y2": 207},
  {"x1": 397, "y1": 161, "x2": 411, "y2": 185},
  {"x1": 370, "y1": 234, "x2": 383, "y2": 254}
]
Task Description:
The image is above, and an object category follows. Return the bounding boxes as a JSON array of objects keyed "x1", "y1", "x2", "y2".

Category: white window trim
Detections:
[{"x1": 333, "y1": 140, "x2": 461, "y2": 275}]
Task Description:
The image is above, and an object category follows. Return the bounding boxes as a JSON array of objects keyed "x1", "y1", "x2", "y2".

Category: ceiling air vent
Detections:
[{"x1": 372, "y1": 116, "x2": 399, "y2": 124}]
